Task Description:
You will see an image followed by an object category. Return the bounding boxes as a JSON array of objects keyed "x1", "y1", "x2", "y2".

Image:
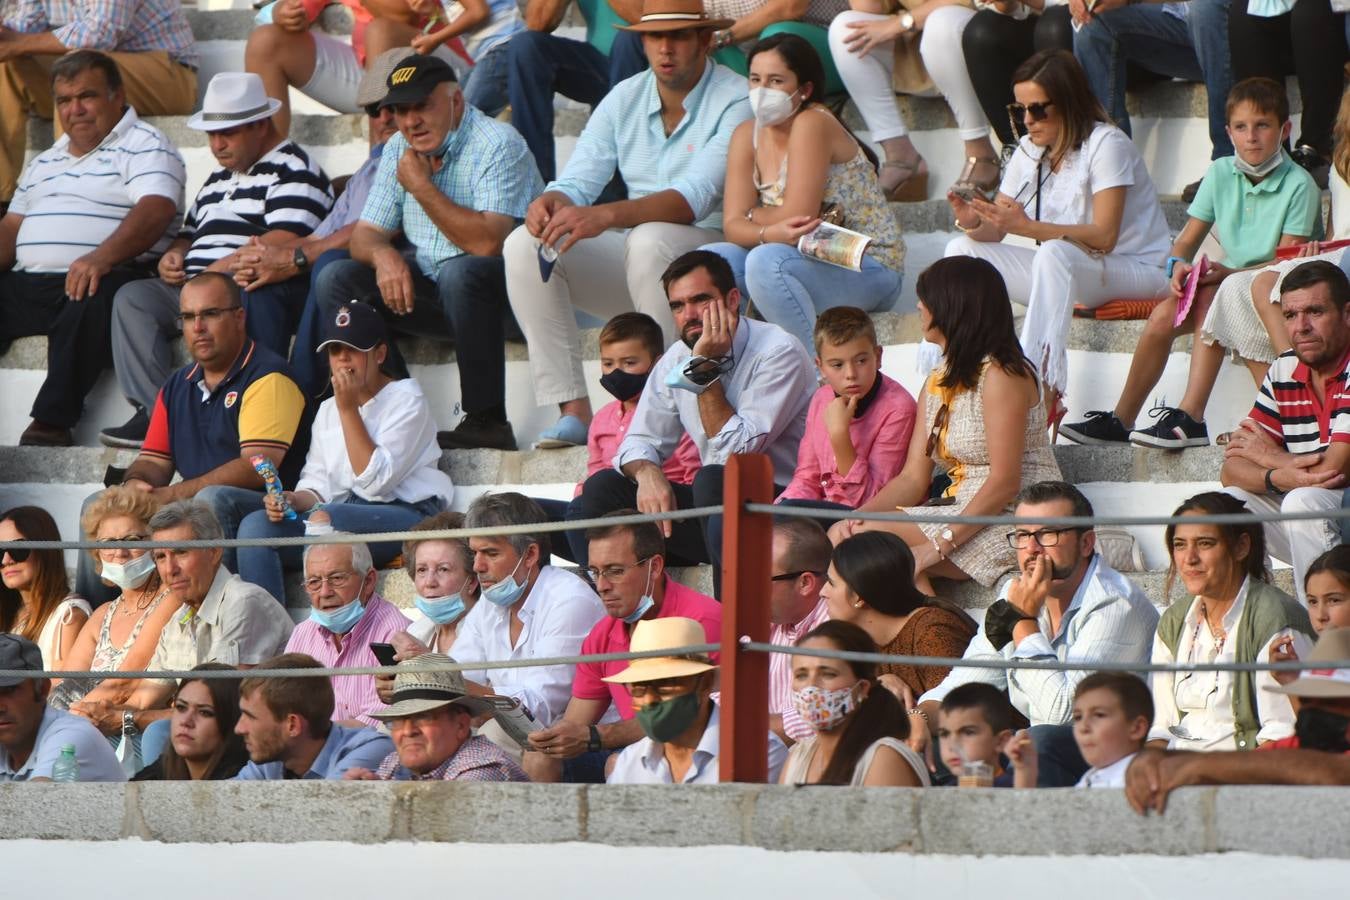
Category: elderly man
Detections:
[
  {"x1": 0, "y1": 635, "x2": 124, "y2": 781},
  {"x1": 74, "y1": 273, "x2": 309, "y2": 604},
  {"x1": 917, "y1": 481, "x2": 1159, "y2": 786},
  {"x1": 502, "y1": 0, "x2": 751, "y2": 449},
  {"x1": 310, "y1": 54, "x2": 541, "y2": 449},
  {"x1": 0, "y1": 0, "x2": 197, "y2": 206},
  {"x1": 347, "y1": 653, "x2": 528, "y2": 782},
  {"x1": 0, "y1": 50, "x2": 183, "y2": 447},
  {"x1": 1222, "y1": 261, "x2": 1350, "y2": 603},
  {"x1": 767, "y1": 516, "x2": 830, "y2": 745},
  {"x1": 572, "y1": 249, "x2": 814, "y2": 591},
  {"x1": 70, "y1": 501, "x2": 295, "y2": 743},
  {"x1": 284, "y1": 536, "x2": 415, "y2": 726},
  {"x1": 102, "y1": 71, "x2": 332, "y2": 447},
  {"x1": 523, "y1": 512, "x2": 721, "y2": 782},
  {"x1": 235, "y1": 653, "x2": 393, "y2": 780},
  {"x1": 605, "y1": 617, "x2": 786, "y2": 783}
]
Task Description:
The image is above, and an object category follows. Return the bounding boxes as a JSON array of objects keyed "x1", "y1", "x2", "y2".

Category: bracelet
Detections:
[
  {"x1": 907, "y1": 707, "x2": 928, "y2": 722},
  {"x1": 1165, "y1": 255, "x2": 1187, "y2": 279},
  {"x1": 1264, "y1": 467, "x2": 1284, "y2": 496},
  {"x1": 953, "y1": 217, "x2": 980, "y2": 234},
  {"x1": 758, "y1": 226, "x2": 766, "y2": 245},
  {"x1": 587, "y1": 724, "x2": 602, "y2": 753},
  {"x1": 932, "y1": 537, "x2": 945, "y2": 560}
]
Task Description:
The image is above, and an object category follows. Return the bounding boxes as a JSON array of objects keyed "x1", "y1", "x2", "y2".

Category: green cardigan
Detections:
[{"x1": 1157, "y1": 579, "x2": 1312, "y2": 750}]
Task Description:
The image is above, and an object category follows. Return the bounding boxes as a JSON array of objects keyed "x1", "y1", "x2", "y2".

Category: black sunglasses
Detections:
[
  {"x1": 1007, "y1": 101, "x2": 1054, "y2": 122},
  {"x1": 1, "y1": 547, "x2": 31, "y2": 564}
]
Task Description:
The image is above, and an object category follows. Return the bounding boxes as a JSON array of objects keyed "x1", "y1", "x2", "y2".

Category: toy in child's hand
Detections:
[{"x1": 251, "y1": 455, "x2": 296, "y2": 520}]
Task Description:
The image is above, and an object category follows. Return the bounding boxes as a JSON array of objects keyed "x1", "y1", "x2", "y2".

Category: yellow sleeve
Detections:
[{"x1": 237, "y1": 372, "x2": 305, "y2": 452}]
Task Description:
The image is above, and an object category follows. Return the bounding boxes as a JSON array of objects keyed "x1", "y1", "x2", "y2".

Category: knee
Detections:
[
  {"x1": 743, "y1": 244, "x2": 793, "y2": 283},
  {"x1": 1072, "y1": 17, "x2": 1112, "y2": 53},
  {"x1": 579, "y1": 468, "x2": 629, "y2": 505},
  {"x1": 508, "y1": 30, "x2": 550, "y2": 66},
  {"x1": 236, "y1": 509, "x2": 273, "y2": 540},
  {"x1": 944, "y1": 235, "x2": 979, "y2": 258},
  {"x1": 828, "y1": 12, "x2": 866, "y2": 52},
  {"x1": 691, "y1": 465, "x2": 725, "y2": 502},
  {"x1": 919, "y1": 6, "x2": 967, "y2": 57},
  {"x1": 1282, "y1": 487, "x2": 1336, "y2": 515},
  {"x1": 314, "y1": 258, "x2": 368, "y2": 301},
  {"x1": 245, "y1": 23, "x2": 295, "y2": 59},
  {"x1": 503, "y1": 224, "x2": 536, "y2": 267},
  {"x1": 1032, "y1": 239, "x2": 1080, "y2": 275},
  {"x1": 961, "y1": 11, "x2": 1000, "y2": 55}
]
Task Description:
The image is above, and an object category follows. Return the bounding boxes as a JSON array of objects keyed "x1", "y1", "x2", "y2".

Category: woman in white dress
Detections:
[{"x1": 0, "y1": 506, "x2": 89, "y2": 674}]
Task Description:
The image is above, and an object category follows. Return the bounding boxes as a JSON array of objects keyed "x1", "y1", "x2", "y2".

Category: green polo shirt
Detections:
[{"x1": 1188, "y1": 154, "x2": 1321, "y2": 268}]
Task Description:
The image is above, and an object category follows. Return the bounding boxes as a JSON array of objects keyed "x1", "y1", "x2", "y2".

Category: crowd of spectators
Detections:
[{"x1": 0, "y1": 0, "x2": 1349, "y2": 807}]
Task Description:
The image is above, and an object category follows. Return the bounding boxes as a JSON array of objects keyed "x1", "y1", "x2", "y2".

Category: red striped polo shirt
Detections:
[{"x1": 1249, "y1": 344, "x2": 1350, "y2": 454}]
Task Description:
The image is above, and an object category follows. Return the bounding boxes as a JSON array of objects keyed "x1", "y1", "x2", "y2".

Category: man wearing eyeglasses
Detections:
[
  {"x1": 283, "y1": 537, "x2": 413, "y2": 727},
  {"x1": 522, "y1": 512, "x2": 720, "y2": 782},
  {"x1": 916, "y1": 481, "x2": 1159, "y2": 786}
]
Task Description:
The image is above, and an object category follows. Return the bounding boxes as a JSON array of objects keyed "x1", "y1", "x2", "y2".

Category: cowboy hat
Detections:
[
  {"x1": 601, "y1": 617, "x2": 716, "y2": 684},
  {"x1": 616, "y1": 0, "x2": 733, "y2": 33},
  {"x1": 1265, "y1": 627, "x2": 1350, "y2": 699},
  {"x1": 371, "y1": 653, "x2": 496, "y2": 720}
]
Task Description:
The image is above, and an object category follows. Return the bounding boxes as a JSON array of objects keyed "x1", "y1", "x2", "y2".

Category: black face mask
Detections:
[
  {"x1": 599, "y1": 368, "x2": 649, "y2": 402},
  {"x1": 1294, "y1": 706, "x2": 1350, "y2": 753}
]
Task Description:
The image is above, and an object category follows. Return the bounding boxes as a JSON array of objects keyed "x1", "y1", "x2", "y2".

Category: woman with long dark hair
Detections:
[
  {"x1": 0, "y1": 506, "x2": 89, "y2": 672},
  {"x1": 134, "y1": 663, "x2": 249, "y2": 781},
  {"x1": 833, "y1": 256, "x2": 1060, "y2": 593},
  {"x1": 1149, "y1": 492, "x2": 1313, "y2": 750},
  {"x1": 780, "y1": 620, "x2": 930, "y2": 786}
]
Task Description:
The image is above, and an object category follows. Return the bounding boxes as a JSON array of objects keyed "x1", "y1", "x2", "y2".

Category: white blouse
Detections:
[{"x1": 35, "y1": 596, "x2": 92, "y2": 670}]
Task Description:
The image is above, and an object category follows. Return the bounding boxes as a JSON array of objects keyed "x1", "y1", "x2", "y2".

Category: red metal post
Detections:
[{"x1": 718, "y1": 452, "x2": 774, "y2": 783}]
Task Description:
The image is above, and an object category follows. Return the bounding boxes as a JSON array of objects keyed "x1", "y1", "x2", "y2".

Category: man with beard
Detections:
[
  {"x1": 1221, "y1": 261, "x2": 1350, "y2": 604},
  {"x1": 915, "y1": 481, "x2": 1160, "y2": 786},
  {"x1": 571, "y1": 250, "x2": 814, "y2": 588}
]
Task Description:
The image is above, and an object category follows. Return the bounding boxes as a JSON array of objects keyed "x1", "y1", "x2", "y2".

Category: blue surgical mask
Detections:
[
  {"x1": 100, "y1": 553, "x2": 156, "y2": 592},
  {"x1": 481, "y1": 555, "x2": 528, "y2": 608},
  {"x1": 414, "y1": 592, "x2": 467, "y2": 625},
  {"x1": 665, "y1": 364, "x2": 712, "y2": 395},
  {"x1": 309, "y1": 599, "x2": 365, "y2": 634},
  {"x1": 622, "y1": 559, "x2": 656, "y2": 624}
]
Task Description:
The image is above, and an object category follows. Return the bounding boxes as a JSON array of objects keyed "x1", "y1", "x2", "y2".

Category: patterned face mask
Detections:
[{"x1": 791, "y1": 684, "x2": 861, "y2": 733}]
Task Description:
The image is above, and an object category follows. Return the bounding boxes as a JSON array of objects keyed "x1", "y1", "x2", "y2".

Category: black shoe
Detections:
[
  {"x1": 1181, "y1": 178, "x2": 1202, "y2": 204},
  {"x1": 1059, "y1": 410, "x2": 1130, "y2": 445},
  {"x1": 1129, "y1": 406, "x2": 1209, "y2": 449},
  {"x1": 1290, "y1": 144, "x2": 1330, "y2": 190},
  {"x1": 437, "y1": 413, "x2": 518, "y2": 451},
  {"x1": 99, "y1": 409, "x2": 149, "y2": 449},
  {"x1": 19, "y1": 419, "x2": 72, "y2": 447}
]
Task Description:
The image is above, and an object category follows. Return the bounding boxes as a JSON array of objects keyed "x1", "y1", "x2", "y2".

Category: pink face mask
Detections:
[{"x1": 791, "y1": 684, "x2": 860, "y2": 733}]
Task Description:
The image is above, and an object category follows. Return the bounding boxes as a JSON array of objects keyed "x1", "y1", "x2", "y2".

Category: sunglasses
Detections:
[
  {"x1": 1, "y1": 547, "x2": 31, "y2": 564},
  {"x1": 925, "y1": 403, "x2": 950, "y2": 457},
  {"x1": 1007, "y1": 101, "x2": 1054, "y2": 122}
]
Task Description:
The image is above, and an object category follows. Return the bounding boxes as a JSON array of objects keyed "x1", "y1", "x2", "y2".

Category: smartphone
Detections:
[{"x1": 370, "y1": 642, "x2": 398, "y2": 667}]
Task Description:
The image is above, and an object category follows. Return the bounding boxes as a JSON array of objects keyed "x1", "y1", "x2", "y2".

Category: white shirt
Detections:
[
  {"x1": 607, "y1": 701, "x2": 788, "y2": 784},
  {"x1": 11, "y1": 106, "x2": 185, "y2": 272},
  {"x1": 450, "y1": 565, "x2": 605, "y2": 727},
  {"x1": 1148, "y1": 578, "x2": 1308, "y2": 750},
  {"x1": 0, "y1": 706, "x2": 125, "y2": 782},
  {"x1": 1075, "y1": 752, "x2": 1136, "y2": 789},
  {"x1": 999, "y1": 123, "x2": 1171, "y2": 267},
  {"x1": 920, "y1": 555, "x2": 1160, "y2": 725},
  {"x1": 615, "y1": 318, "x2": 815, "y2": 486},
  {"x1": 295, "y1": 378, "x2": 453, "y2": 507}
]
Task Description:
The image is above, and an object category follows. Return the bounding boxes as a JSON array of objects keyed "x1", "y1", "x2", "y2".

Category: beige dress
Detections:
[
  {"x1": 904, "y1": 360, "x2": 1062, "y2": 587},
  {"x1": 782, "y1": 736, "x2": 931, "y2": 785}
]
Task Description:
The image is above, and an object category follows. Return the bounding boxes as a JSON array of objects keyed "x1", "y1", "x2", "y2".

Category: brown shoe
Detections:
[{"x1": 19, "y1": 420, "x2": 73, "y2": 447}]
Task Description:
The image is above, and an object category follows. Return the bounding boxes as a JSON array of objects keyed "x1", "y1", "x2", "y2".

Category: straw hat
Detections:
[
  {"x1": 186, "y1": 72, "x2": 282, "y2": 132},
  {"x1": 355, "y1": 48, "x2": 413, "y2": 109},
  {"x1": 371, "y1": 653, "x2": 495, "y2": 719},
  {"x1": 616, "y1": 0, "x2": 732, "y2": 33},
  {"x1": 1265, "y1": 627, "x2": 1350, "y2": 699},
  {"x1": 601, "y1": 617, "x2": 716, "y2": 684}
]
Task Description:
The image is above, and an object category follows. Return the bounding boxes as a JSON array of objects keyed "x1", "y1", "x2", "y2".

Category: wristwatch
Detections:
[
  {"x1": 293, "y1": 247, "x2": 309, "y2": 272},
  {"x1": 898, "y1": 11, "x2": 915, "y2": 31},
  {"x1": 587, "y1": 725, "x2": 602, "y2": 754},
  {"x1": 122, "y1": 710, "x2": 139, "y2": 736}
]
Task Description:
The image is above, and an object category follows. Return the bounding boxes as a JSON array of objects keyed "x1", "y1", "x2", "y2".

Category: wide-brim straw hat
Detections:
[
  {"x1": 616, "y1": 0, "x2": 733, "y2": 33},
  {"x1": 186, "y1": 72, "x2": 282, "y2": 131},
  {"x1": 602, "y1": 617, "x2": 716, "y2": 684},
  {"x1": 1265, "y1": 627, "x2": 1350, "y2": 699},
  {"x1": 371, "y1": 653, "x2": 496, "y2": 720}
]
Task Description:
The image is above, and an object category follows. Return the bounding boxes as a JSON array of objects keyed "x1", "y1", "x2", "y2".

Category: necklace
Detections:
[{"x1": 1195, "y1": 599, "x2": 1228, "y2": 654}]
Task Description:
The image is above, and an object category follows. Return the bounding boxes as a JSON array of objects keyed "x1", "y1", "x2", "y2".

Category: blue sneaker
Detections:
[
  {"x1": 1129, "y1": 406, "x2": 1209, "y2": 450},
  {"x1": 534, "y1": 414, "x2": 588, "y2": 449}
]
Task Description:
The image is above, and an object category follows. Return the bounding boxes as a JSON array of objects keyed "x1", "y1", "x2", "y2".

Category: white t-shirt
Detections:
[
  {"x1": 999, "y1": 122, "x2": 1171, "y2": 266},
  {"x1": 1075, "y1": 752, "x2": 1136, "y2": 788}
]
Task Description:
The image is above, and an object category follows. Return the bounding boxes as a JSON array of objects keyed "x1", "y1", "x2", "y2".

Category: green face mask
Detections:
[{"x1": 634, "y1": 690, "x2": 704, "y2": 743}]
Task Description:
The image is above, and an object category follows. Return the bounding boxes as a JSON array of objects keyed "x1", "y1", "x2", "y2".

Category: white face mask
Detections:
[
  {"x1": 748, "y1": 86, "x2": 800, "y2": 127},
  {"x1": 1233, "y1": 146, "x2": 1285, "y2": 179},
  {"x1": 100, "y1": 553, "x2": 156, "y2": 592}
]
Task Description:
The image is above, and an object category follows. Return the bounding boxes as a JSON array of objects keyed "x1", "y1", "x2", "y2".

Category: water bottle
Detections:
[{"x1": 51, "y1": 744, "x2": 79, "y2": 783}]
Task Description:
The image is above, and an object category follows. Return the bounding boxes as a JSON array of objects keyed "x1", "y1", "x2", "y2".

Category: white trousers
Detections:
[
  {"x1": 1223, "y1": 485, "x2": 1343, "y2": 605},
  {"x1": 503, "y1": 222, "x2": 720, "y2": 406},
  {"x1": 944, "y1": 235, "x2": 1168, "y2": 393}
]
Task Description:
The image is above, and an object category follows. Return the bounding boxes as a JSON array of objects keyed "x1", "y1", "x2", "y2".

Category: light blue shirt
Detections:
[
  {"x1": 233, "y1": 724, "x2": 393, "y2": 780},
  {"x1": 615, "y1": 318, "x2": 815, "y2": 486},
  {"x1": 607, "y1": 702, "x2": 787, "y2": 784},
  {"x1": 0, "y1": 705, "x2": 125, "y2": 782},
  {"x1": 311, "y1": 143, "x2": 383, "y2": 241},
  {"x1": 360, "y1": 105, "x2": 543, "y2": 278},
  {"x1": 548, "y1": 61, "x2": 751, "y2": 229}
]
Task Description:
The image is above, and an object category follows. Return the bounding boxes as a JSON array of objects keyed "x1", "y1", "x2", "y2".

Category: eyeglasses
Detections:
[
  {"x1": 925, "y1": 403, "x2": 950, "y2": 457},
  {"x1": 176, "y1": 306, "x2": 241, "y2": 326},
  {"x1": 628, "y1": 680, "x2": 697, "y2": 701},
  {"x1": 584, "y1": 556, "x2": 653, "y2": 583},
  {"x1": 1005, "y1": 527, "x2": 1084, "y2": 549},
  {"x1": 1007, "y1": 101, "x2": 1054, "y2": 122},
  {"x1": 98, "y1": 533, "x2": 146, "y2": 554},
  {"x1": 771, "y1": 570, "x2": 820, "y2": 582},
  {"x1": 303, "y1": 571, "x2": 358, "y2": 593},
  {"x1": 1, "y1": 547, "x2": 30, "y2": 564}
]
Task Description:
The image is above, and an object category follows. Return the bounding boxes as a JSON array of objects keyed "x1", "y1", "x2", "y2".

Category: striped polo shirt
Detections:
[
  {"x1": 1249, "y1": 345, "x2": 1350, "y2": 454},
  {"x1": 182, "y1": 140, "x2": 333, "y2": 273},
  {"x1": 10, "y1": 106, "x2": 184, "y2": 273}
]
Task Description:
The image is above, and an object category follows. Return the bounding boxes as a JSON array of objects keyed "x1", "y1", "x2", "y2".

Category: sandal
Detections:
[
  {"x1": 949, "y1": 156, "x2": 1000, "y2": 203},
  {"x1": 881, "y1": 157, "x2": 929, "y2": 203},
  {"x1": 1046, "y1": 389, "x2": 1067, "y2": 444}
]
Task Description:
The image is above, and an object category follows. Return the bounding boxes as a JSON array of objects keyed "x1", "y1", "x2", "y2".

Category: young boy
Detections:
[
  {"x1": 1061, "y1": 78, "x2": 1322, "y2": 450},
  {"x1": 937, "y1": 683, "x2": 1020, "y2": 787},
  {"x1": 777, "y1": 307, "x2": 915, "y2": 508}
]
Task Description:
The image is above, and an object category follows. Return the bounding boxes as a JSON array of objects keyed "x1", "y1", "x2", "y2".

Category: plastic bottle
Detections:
[{"x1": 51, "y1": 745, "x2": 79, "y2": 782}]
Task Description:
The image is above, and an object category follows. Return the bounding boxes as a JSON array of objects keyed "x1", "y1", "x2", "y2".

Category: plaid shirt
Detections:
[
  {"x1": 374, "y1": 735, "x2": 528, "y2": 782},
  {"x1": 8, "y1": 0, "x2": 198, "y2": 67}
]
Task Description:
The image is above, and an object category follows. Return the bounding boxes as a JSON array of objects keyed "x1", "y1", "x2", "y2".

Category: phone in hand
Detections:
[{"x1": 370, "y1": 642, "x2": 398, "y2": 667}]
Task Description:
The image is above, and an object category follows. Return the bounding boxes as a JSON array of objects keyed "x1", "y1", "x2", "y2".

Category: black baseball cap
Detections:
[
  {"x1": 316, "y1": 302, "x2": 387, "y2": 354},
  {"x1": 378, "y1": 54, "x2": 458, "y2": 110},
  {"x1": 0, "y1": 634, "x2": 44, "y2": 687}
]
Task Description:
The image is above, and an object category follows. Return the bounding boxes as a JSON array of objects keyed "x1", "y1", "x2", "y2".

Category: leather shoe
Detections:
[
  {"x1": 437, "y1": 413, "x2": 518, "y2": 451},
  {"x1": 19, "y1": 420, "x2": 73, "y2": 447}
]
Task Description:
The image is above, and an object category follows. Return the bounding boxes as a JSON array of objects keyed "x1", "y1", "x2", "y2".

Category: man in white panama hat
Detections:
[
  {"x1": 346, "y1": 653, "x2": 528, "y2": 782},
  {"x1": 604, "y1": 616, "x2": 786, "y2": 784}
]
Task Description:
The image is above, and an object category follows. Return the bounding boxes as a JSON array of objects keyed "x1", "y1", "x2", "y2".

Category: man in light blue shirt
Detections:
[
  {"x1": 233, "y1": 653, "x2": 393, "y2": 780},
  {"x1": 503, "y1": 0, "x2": 751, "y2": 449}
]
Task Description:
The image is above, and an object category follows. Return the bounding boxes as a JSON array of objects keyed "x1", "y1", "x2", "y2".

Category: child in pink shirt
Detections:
[{"x1": 777, "y1": 307, "x2": 915, "y2": 509}]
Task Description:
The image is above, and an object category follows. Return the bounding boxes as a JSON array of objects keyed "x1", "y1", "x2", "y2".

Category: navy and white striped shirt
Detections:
[
  {"x1": 11, "y1": 106, "x2": 184, "y2": 273},
  {"x1": 182, "y1": 140, "x2": 332, "y2": 273}
]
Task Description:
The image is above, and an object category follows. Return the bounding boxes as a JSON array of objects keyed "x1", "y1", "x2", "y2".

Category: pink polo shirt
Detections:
[
  {"x1": 571, "y1": 577, "x2": 722, "y2": 719},
  {"x1": 578, "y1": 400, "x2": 701, "y2": 497},
  {"x1": 777, "y1": 375, "x2": 915, "y2": 508}
]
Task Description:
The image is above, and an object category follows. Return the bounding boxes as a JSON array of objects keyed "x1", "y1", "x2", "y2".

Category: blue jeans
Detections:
[
  {"x1": 140, "y1": 718, "x2": 170, "y2": 769},
  {"x1": 506, "y1": 31, "x2": 610, "y2": 183},
  {"x1": 701, "y1": 242, "x2": 903, "y2": 353},
  {"x1": 1074, "y1": 0, "x2": 1233, "y2": 159},
  {"x1": 533, "y1": 496, "x2": 585, "y2": 563},
  {"x1": 289, "y1": 248, "x2": 353, "y2": 399},
  {"x1": 236, "y1": 496, "x2": 441, "y2": 603},
  {"x1": 1029, "y1": 723, "x2": 1090, "y2": 787},
  {"x1": 463, "y1": 40, "x2": 511, "y2": 117}
]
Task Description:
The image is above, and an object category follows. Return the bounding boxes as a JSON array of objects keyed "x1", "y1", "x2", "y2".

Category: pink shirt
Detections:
[
  {"x1": 769, "y1": 598, "x2": 831, "y2": 742},
  {"x1": 284, "y1": 594, "x2": 411, "y2": 727},
  {"x1": 776, "y1": 375, "x2": 915, "y2": 507},
  {"x1": 579, "y1": 400, "x2": 701, "y2": 497},
  {"x1": 571, "y1": 577, "x2": 722, "y2": 719}
]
